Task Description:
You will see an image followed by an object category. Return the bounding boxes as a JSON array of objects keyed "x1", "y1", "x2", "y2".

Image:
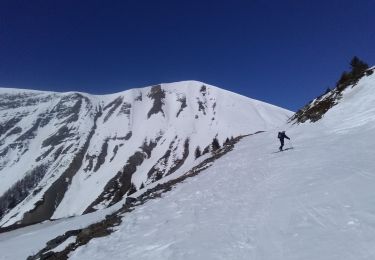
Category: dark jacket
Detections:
[{"x1": 278, "y1": 132, "x2": 290, "y2": 141}]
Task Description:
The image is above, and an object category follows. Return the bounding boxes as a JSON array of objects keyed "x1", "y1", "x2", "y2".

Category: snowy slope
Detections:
[
  {"x1": 70, "y1": 128, "x2": 375, "y2": 260},
  {"x1": 67, "y1": 70, "x2": 375, "y2": 260},
  {"x1": 0, "y1": 69, "x2": 373, "y2": 260},
  {"x1": 6, "y1": 70, "x2": 373, "y2": 259},
  {"x1": 0, "y1": 81, "x2": 291, "y2": 228}
]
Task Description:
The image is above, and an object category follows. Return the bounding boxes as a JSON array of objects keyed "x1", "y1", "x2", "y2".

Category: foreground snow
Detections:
[
  {"x1": 69, "y1": 78, "x2": 375, "y2": 260},
  {"x1": 0, "y1": 203, "x2": 122, "y2": 260},
  {"x1": 3, "y1": 117, "x2": 375, "y2": 259},
  {"x1": 67, "y1": 128, "x2": 375, "y2": 260}
]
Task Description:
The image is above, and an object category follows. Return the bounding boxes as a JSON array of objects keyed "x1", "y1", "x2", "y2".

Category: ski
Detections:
[{"x1": 273, "y1": 147, "x2": 294, "y2": 153}]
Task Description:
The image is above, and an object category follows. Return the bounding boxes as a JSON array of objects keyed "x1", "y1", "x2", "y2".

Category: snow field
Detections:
[
  {"x1": 70, "y1": 121, "x2": 375, "y2": 260},
  {"x1": 2, "y1": 75, "x2": 375, "y2": 259},
  {"x1": 70, "y1": 77, "x2": 375, "y2": 260}
]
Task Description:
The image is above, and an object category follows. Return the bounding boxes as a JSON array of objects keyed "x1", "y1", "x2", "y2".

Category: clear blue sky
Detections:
[{"x1": 1, "y1": 0, "x2": 374, "y2": 111}]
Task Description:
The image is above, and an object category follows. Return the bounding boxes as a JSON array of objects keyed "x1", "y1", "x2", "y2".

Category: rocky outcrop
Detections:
[
  {"x1": 147, "y1": 85, "x2": 165, "y2": 118},
  {"x1": 290, "y1": 67, "x2": 375, "y2": 123},
  {"x1": 19, "y1": 108, "x2": 101, "y2": 226}
]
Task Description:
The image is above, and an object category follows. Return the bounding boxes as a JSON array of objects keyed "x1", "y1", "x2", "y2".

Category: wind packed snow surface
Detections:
[{"x1": 69, "y1": 76, "x2": 375, "y2": 260}]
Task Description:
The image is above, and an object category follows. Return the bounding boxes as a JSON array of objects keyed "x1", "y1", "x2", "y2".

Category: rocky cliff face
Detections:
[
  {"x1": 0, "y1": 81, "x2": 291, "y2": 228},
  {"x1": 289, "y1": 67, "x2": 374, "y2": 124}
]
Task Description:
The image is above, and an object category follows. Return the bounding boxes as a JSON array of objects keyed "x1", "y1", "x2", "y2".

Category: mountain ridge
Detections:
[{"x1": 0, "y1": 81, "x2": 291, "y2": 229}]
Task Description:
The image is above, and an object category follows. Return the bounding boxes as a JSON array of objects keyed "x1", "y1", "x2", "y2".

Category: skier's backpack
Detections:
[{"x1": 278, "y1": 132, "x2": 282, "y2": 138}]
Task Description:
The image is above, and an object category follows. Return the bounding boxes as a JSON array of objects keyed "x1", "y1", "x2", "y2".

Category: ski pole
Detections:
[{"x1": 289, "y1": 139, "x2": 293, "y2": 149}]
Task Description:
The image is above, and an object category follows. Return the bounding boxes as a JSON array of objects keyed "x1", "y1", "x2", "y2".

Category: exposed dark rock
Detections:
[
  {"x1": 113, "y1": 131, "x2": 132, "y2": 141},
  {"x1": 289, "y1": 94, "x2": 339, "y2": 123},
  {"x1": 103, "y1": 97, "x2": 124, "y2": 122},
  {"x1": 166, "y1": 138, "x2": 189, "y2": 176},
  {"x1": 148, "y1": 137, "x2": 190, "y2": 181},
  {"x1": 40, "y1": 94, "x2": 84, "y2": 128},
  {"x1": 147, "y1": 138, "x2": 176, "y2": 181},
  {"x1": 103, "y1": 96, "x2": 122, "y2": 111},
  {"x1": 9, "y1": 142, "x2": 22, "y2": 149},
  {"x1": 42, "y1": 126, "x2": 75, "y2": 148},
  {"x1": 125, "y1": 196, "x2": 137, "y2": 205},
  {"x1": 93, "y1": 140, "x2": 109, "y2": 172},
  {"x1": 135, "y1": 92, "x2": 142, "y2": 101},
  {"x1": 290, "y1": 63, "x2": 374, "y2": 124},
  {"x1": 62, "y1": 144, "x2": 74, "y2": 155},
  {"x1": 32, "y1": 187, "x2": 43, "y2": 196},
  {"x1": 27, "y1": 213, "x2": 123, "y2": 260},
  {"x1": 63, "y1": 113, "x2": 79, "y2": 125},
  {"x1": 127, "y1": 183, "x2": 137, "y2": 195},
  {"x1": 84, "y1": 154, "x2": 96, "y2": 172},
  {"x1": 117, "y1": 102, "x2": 131, "y2": 117},
  {"x1": 26, "y1": 229, "x2": 81, "y2": 260},
  {"x1": 5, "y1": 126, "x2": 22, "y2": 137},
  {"x1": 0, "y1": 164, "x2": 49, "y2": 219},
  {"x1": 176, "y1": 96, "x2": 187, "y2": 117},
  {"x1": 39, "y1": 112, "x2": 55, "y2": 128},
  {"x1": 51, "y1": 94, "x2": 83, "y2": 121},
  {"x1": 53, "y1": 146, "x2": 65, "y2": 160},
  {"x1": 21, "y1": 147, "x2": 28, "y2": 155},
  {"x1": 197, "y1": 99, "x2": 206, "y2": 115},
  {"x1": 0, "y1": 147, "x2": 9, "y2": 158},
  {"x1": 200, "y1": 85, "x2": 207, "y2": 96},
  {"x1": 110, "y1": 145, "x2": 119, "y2": 162},
  {"x1": 19, "y1": 109, "x2": 102, "y2": 226},
  {"x1": 84, "y1": 139, "x2": 159, "y2": 213},
  {"x1": 15, "y1": 118, "x2": 42, "y2": 142},
  {"x1": 0, "y1": 92, "x2": 52, "y2": 110},
  {"x1": 147, "y1": 85, "x2": 165, "y2": 118},
  {"x1": 84, "y1": 151, "x2": 145, "y2": 213},
  {"x1": 140, "y1": 138, "x2": 160, "y2": 158},
  {"x1": 0, "y1": 117, "x2": 22, "y2": 137},
  {"x1": 63, "y1": 98, "x2": 83, "y2": 124},
  {"x1": 36, "y1": 147, "x2": 55, "y2": 162}
]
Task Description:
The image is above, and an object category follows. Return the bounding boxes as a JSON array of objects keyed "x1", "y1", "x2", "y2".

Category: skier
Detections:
[{"x1": 278, "y1": 131, "x2": 290, "y2": 151}]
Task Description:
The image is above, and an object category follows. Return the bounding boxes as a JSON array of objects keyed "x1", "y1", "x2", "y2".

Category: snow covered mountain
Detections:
[
  {"x1": 0, "y1": 81, "x2": 291, "y2": 229},
  {"x1": 2, "y1": 67, "x2": 375, "y2": 260}
]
